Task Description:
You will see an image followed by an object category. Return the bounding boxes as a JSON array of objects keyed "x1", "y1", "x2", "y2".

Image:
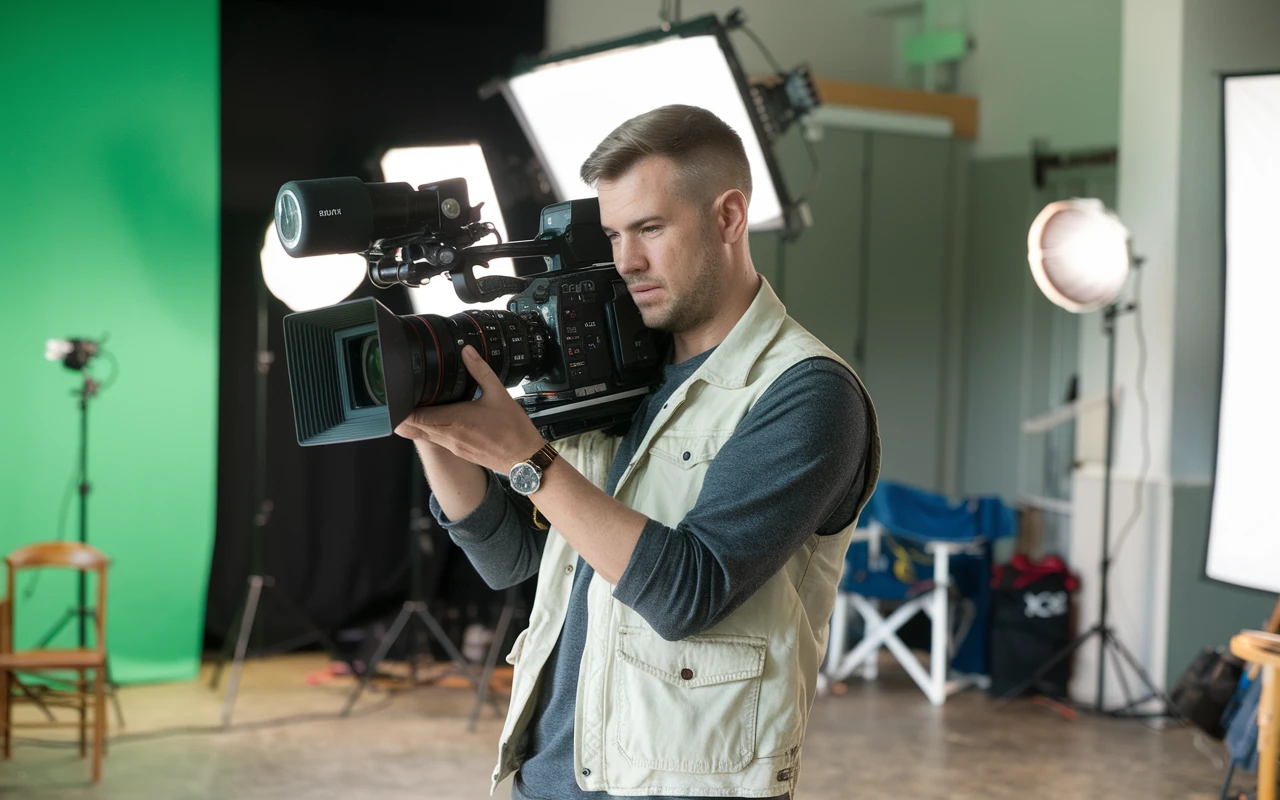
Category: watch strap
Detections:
[{"x1": 527, "y1": 442, "x2": 558, "y2": 472}]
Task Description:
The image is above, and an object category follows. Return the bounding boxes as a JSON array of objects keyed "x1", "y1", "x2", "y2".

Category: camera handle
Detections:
[
  {"x1": 367, "y1": 234, "x2": 590, "y2": 303},
  {"x1": 446, "y1": 238, "x2": 571, "y2": 303}
]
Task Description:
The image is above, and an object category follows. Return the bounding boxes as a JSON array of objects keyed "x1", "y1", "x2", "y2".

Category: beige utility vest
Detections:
[{"x1": 491, "y1": 277, "x2": 881, "y2": 797}]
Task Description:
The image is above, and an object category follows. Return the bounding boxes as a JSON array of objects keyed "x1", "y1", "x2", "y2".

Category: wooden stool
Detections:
[{"x1": 1230, "y1": 630, "x2": 1280, "y2": 800}]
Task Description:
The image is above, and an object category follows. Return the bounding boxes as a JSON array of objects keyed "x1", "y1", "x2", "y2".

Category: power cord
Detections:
[
  {"x1": 1108, "y1": 267, "x2": 1151, "y2": 559},
  {"x1": 732, "y1": 16, "x2": 822, "y2": 207}
]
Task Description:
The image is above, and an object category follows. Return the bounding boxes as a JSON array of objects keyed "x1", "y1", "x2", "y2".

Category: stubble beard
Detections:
[{"x1": 642, "y1": 234, "x2": 722, "y2": 333}]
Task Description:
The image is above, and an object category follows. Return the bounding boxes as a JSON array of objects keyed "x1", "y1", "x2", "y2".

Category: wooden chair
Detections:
[
  {"x1": 1230, "y1": 630, "x2": 1280, "y2": 800},
  {"x1": 0, "y1": 542, "x2": 111, "y2": 783}
]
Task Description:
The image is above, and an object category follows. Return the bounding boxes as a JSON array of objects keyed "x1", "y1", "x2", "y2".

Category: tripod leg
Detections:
[
  {"x1": 468, "y1": 598, "x2": 515, "y2": 732},
  {"x1": 343, "y1": 604, "x2": 414, "y2": 717},
  {"x1": 12, "y1": 678, "x2": 56, "y2": 723},
  {"x1": 265, "y1": 582, "x2": 342, "y2": 659},
  {"x1": 35, "y1": 608, "x2": 77, "y2": 649},
  {"x1": 209, "y1": 582, "x2": 251, "y2": 690},
  {"x1": 220, "y1": 576, "x2": 264, "y2": 727},
  {"x1": 103, "y1": 655, "x2": 125, "y2": 730},
  {"x1": 414, "y1": 606, "x2": 480, "y2": 688},
  {"x1": 1218, "y1": 761, "x2": 1236, "y2": 800},
  {"x1": 997, "y1": 623, "x2": 1102, "y2": 706},
  {"x1": 1103, "y1": 630, "x2": 1138, "y2": 714},
  {"x1": 1106, "y1": 628, "x2": 1183, "y2": 721}
]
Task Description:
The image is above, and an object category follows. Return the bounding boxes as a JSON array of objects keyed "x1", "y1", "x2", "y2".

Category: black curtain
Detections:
[{"x1": 210, "y1": 0, "x2": 547, "y2": 656}]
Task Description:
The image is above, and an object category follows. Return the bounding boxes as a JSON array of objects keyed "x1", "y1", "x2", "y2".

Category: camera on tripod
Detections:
[{"x1": 273, "y1": 176, "x2": 667, "y2": 446}]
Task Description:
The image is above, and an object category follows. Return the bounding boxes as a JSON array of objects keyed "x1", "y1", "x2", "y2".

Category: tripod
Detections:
[
  {"x1": 208, "y1": 275, "x2": 339, "y2": 726},
  {"x1": 1000, "y1": 302, "x2": 1175, "y2": 717},
  {"x1": 35, "y1": 372, "x2": 126, "y2": 729},
  {"x1": 341, "y1": 472, "x2": 512, "y2": 724}
]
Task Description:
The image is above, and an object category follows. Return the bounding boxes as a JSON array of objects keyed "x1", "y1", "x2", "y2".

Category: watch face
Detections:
[{"x1": 509, "y1": 462, "x2": 540, "y2": 495}]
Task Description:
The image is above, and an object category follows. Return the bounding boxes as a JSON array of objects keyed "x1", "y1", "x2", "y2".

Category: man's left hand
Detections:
[{"x1": 396, "y1": 345, "x2": 547, "y2": 475}]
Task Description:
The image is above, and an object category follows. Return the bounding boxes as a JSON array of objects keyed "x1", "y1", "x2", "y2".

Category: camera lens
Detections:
[
  {"x1": 400, "y1": 309, "x2": 549, "y2": 407},
  {"x1": 360, "y1": 335, "x2": 387, "y2": 406},
  {"x1": 275, "y1": 189, "x2": 302, "y2": 249},
  {"x1": 281, "y1": 298, "x2": 553, "y2": 446}
]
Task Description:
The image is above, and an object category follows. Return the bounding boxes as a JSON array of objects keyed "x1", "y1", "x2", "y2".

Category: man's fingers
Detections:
[{"x1": 461, "y1": 345, "x2": 507, "y2": 398}]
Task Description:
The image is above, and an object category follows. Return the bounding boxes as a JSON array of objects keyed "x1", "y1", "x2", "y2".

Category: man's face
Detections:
[{"x1": 597, "y1": 156, "x2": 723, "y2": 332}]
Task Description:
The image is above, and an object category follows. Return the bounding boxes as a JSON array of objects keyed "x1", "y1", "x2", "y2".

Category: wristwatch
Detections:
[{"x1": 508, "y1": 442, "x2": 559, "y2": 496}]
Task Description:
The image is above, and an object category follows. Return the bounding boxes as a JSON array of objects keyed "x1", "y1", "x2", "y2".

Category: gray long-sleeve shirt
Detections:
[{"x1": 431, "y1": 350, "x2": 872, "y2": 800}]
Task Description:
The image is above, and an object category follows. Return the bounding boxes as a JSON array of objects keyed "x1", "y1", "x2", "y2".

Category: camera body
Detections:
[
  {"x1": 507, "y1": 263, "x2": 661, "y2": 439},
  {"x1": 274, "y1": 176, "x2": 667, "y2": 446}
]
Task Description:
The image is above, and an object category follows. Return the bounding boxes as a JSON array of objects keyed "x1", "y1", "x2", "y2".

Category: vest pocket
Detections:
[
  {"x1": 612, "y1": 626, "x2": 766, "y2": 774},
  {"x1": 648, "y1": 434, "x2": 722, "y2": 469},
  {"x1": 505, "y1": 627, "x2": 530, "y2": 666}
]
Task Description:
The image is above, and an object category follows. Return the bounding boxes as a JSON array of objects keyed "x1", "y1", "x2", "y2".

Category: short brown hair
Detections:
[{"x1": 579, "y1": 105, "x2": 752, "y2": 207}]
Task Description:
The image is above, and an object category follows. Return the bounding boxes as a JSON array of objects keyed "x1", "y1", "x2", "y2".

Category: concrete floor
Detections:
[{"x1": 0, "y1": 653, "x2": 1244, "y2": 799}]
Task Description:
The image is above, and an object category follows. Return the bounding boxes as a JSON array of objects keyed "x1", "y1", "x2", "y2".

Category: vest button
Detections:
[
  {"x1": 582, "y1": 768, "x2": 591, "y2": 777},
  {"x1": 682, "y1": 451, "x2": 691, "y2": 461},
  {"x1": 680, "y1": 668, "x2": 694, "y2": 680}
]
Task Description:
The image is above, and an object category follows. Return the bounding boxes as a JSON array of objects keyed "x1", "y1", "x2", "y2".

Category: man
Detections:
[{"x1": 395, "y1": 104, "x2": 880, "y2": 799}]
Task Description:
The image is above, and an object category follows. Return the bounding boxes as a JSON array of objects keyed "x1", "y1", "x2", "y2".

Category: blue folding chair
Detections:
[{"x1": 824, "y1": 481, "x2": 1016, "y2": 705}]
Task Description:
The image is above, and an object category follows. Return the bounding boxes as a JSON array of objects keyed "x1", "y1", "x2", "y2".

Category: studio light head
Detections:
[
  {"x1": 46, "y1": 338, "x2": 100, "y2": 372},
  {"x1": 1027, "y1": 198, "x2": 1132, "y2": 313}
]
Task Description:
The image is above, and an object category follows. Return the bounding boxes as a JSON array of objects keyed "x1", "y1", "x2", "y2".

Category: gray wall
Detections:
[
  {"x1": 958, "y1": 160, "x2": 1112, "y2": 500},
  {"x1": 957, "y1": 157, "x2": 1032, "y2": 502},
  {"x1": 960, "y1": 0, "x2": 1123, "y2": 158},
  {"x1": 1166, "y1": 484, "x2": 1275, "y2": 683},
  {"x1": 752, "y1": 127, "x2": 966, "y2": 494}
]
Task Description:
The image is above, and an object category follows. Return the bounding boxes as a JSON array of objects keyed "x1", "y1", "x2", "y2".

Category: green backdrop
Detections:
[{"x1": 0, "y1": 2, "x2": 219, "y2": 683}]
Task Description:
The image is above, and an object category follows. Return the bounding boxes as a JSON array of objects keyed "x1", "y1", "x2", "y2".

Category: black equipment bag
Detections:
[
  {"x1": 1170, "y1": 646, "x2": 1244, "y2": 739},
  {"x1": 988, "y1": 555, "x2": 1078, "y2": 699}
]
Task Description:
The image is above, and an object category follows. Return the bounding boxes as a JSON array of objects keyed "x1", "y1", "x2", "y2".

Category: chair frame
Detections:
[
  {"x1": 1, "y1": 541, "x2": 110, "y2": 783},
  {"x1": 824, "y1": 522, "x2": 987, "y2": 705}
]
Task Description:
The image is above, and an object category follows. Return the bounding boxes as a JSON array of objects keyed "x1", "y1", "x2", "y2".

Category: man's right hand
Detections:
[{"x1": 397, "y1": 426, "x2": 490, "y2": 522}]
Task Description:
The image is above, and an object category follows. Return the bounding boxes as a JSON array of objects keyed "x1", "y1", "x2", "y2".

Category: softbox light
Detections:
[
  {"x1": 1207, "y1": 72, "x2": 1280, "y2": 593},
  {"x1": 497, "y1": 14, "x2": 801, "y2": 232}
]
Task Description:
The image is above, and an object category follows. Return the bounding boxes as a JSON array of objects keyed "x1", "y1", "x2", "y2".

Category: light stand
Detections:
[
  {"x1": 208, "y1": 273, "x2": 340, "y2": 727},
  {"x1": 340, "y1": 471, "x2": 506, "y2": 721},
  {"x1": 35, "y1": 359, "x2": 125, "y2": 728},
  {"x1": 1000, "y1": 300, "x2": 1175, "y2": 717}
]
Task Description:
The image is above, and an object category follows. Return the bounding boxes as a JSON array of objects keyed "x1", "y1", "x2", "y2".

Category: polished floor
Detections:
[{"x1": 0, "y1": 653, "x2": 1244, "y2": 799}]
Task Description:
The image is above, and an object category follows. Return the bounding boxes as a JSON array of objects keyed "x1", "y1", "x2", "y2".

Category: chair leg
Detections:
[
  {"x1": 1260, "y1": 664, "x2": 1278, "y2": 800},
  {"x1": 1, "y1": 669, "x2": 10, "y2": 760},
  {"x1": 92, "y1": 666, "x2": 105, "y2": 783},
  {"x1": 79, "y1": 668, "x2": 87, "y2": 758}
]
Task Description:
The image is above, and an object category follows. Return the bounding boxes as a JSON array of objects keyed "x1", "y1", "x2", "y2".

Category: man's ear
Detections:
[{"x1": 716, "y1": 189, "x2": 749, "y2": 244}]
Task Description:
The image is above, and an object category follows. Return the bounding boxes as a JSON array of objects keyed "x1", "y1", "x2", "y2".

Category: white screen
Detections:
[
  {"x1": 505, "y1": 34, "x2": 785, "y2": 230},
  {"x1": 1206, "y1": 73, "x2": 1280, "y2": 592}
]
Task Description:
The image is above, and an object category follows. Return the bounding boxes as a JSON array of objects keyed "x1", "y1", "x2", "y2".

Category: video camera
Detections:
[{"x1": 274, "y1": 176, "x2": 667, "y2": 446}]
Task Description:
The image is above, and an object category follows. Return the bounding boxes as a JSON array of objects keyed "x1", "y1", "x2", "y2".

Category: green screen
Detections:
[{"x1": 0, "y1": 2, "x2": 218, "y2": 683}]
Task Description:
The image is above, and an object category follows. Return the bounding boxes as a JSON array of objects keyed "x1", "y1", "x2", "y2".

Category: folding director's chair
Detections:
[{"x1": 823, "y1": 481, "x2": 1015, "y2": 705}]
